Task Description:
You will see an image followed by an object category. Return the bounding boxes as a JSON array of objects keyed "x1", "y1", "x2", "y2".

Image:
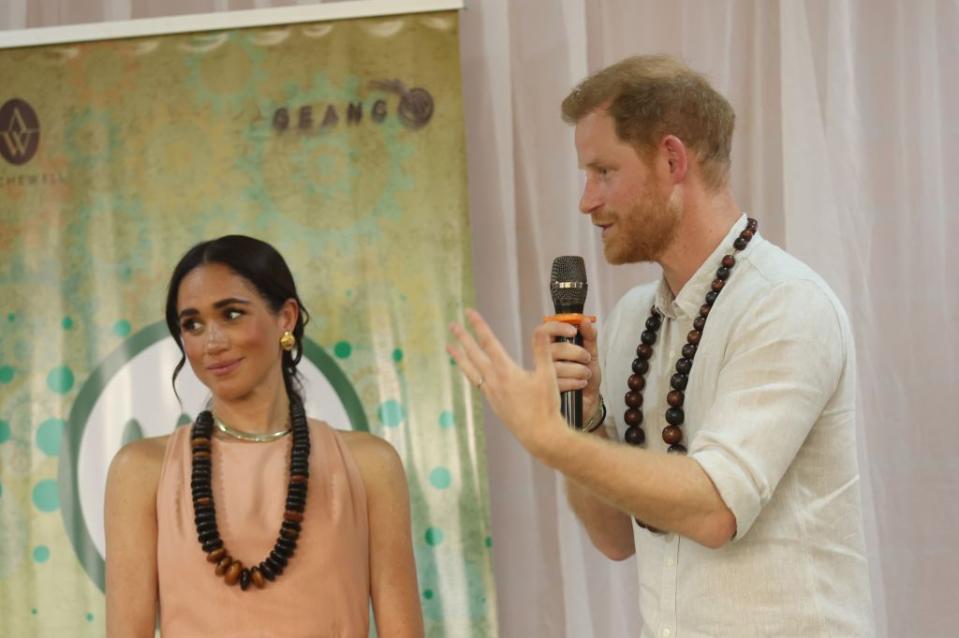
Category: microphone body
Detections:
[{"x1": 550, "y1": 256, "x2": 588, "y2": 429}]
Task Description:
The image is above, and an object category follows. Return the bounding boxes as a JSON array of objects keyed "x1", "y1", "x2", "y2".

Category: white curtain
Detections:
[{"x1": 4, "y1": 1, "x2": 958, "y2": 636}]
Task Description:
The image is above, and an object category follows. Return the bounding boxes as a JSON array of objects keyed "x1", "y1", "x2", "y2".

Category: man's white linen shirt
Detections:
[{"x1": 598, "y1": 215, "x2": 873, "y2": 637}]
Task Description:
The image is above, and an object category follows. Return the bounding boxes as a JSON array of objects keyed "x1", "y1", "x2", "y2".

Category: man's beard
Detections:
[{"x1": 603, "y1": 189, "x2": 682, "y2": 265}]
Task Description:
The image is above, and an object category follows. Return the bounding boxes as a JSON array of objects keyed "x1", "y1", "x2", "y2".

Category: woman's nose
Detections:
[{"x1": 205, "y1": 323, "x2": 228, "y2": 352}]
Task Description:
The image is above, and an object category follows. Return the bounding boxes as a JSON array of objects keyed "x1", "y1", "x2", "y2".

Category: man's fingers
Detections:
[
  {"x1": 540, "y1": 320, "x2": 579, "y2": 339},
  {"x1": 445, "y1": 342, "x2": 485, "y2": 388},
  {"x1": 543, "y1": 319, "x2": 598, "y2": 362},
  {"x1": 579, "y1": 321, "x2": 600, "y2": 358},
  {"x1": 448, "y1": 321, "x2": 492, "y2": 380},
  {"x1": 452, "y1": 310, "x2": 589, "y2": 392},
  {"x1": 556, "y1": 377, "x2": 590, "y2": 393},
  {"x1": 531, "y1": 324, "x2": 555, "y2": 372},
  {"x1": 578, "y1": 320, "x2": 598, "y2": 340},
  {"x1": 554, "y1": 361, "x2": 591, "y2": 382},
  {"x1": 550, "y1": 341, "x2": 592, "y2": 365}
]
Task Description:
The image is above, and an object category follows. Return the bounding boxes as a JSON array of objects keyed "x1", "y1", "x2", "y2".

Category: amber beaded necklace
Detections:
[
  {"x1": 190, "y1": 397, "x2": 310, "y2": 590},
  {"x1": 622, "y1": 218, "x2": 757, "y2": 531}
]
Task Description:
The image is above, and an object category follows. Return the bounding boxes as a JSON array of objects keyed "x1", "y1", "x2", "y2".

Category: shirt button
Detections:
[
  {"x1": 662, "y1": 629, "x2": 672, "y2": 637},
  {"x1": 665, "y1": 557, "x2": 675, "y2": 566}
]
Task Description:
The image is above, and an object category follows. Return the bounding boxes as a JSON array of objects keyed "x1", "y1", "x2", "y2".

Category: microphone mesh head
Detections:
[{"x1": 550, "y1": 256, "x2": 588, "y2": 311}]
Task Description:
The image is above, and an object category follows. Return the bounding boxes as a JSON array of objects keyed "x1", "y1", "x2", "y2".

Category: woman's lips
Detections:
[{"x1": 206, "y1": 358, "x2": 242, "y2": 377}]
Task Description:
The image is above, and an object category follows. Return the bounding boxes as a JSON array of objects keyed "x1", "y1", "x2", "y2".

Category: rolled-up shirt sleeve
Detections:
[{"x1": 689, "y1": 279, "x2": 847, "y2": 540}]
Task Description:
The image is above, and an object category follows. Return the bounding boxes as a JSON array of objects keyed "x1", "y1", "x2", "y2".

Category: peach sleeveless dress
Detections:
[{"x1": 156, "y1": 420, "x2": 370, "y2": 637}]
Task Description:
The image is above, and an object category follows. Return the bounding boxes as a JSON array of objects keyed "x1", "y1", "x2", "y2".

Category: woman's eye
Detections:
[
  {"x1": 225, "y1": 309, "x2": 243, "y2": 320},
  {"x1": 181, "y1": 319, "x2": 201, "y2": 333}
]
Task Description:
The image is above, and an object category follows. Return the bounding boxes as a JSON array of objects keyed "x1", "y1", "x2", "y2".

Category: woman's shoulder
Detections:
[
  {"x1": 107, "y1": 434, "x2": 171, "y2": 489},
  {"x1": 334, "y1": 428, "x2": 393, "y2": 454},
  {"x1": 306, "y1": 418, "x2": 387, "y2": 455},
  {"x1": 115, "y1": 433, "x2": 170, "y2": 462},
  {"x1": 321, "y1": 425, "x2": 406, "y2": 485}
]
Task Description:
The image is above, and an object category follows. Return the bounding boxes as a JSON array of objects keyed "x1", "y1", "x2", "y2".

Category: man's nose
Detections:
[{"x1": 579, "y1": 178, "x2": 602, "y2": 214}]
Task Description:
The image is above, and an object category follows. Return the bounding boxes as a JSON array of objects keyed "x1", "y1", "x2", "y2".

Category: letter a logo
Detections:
[{"x1": 0, "y1": 98, "x2": 41, "y2": 165}]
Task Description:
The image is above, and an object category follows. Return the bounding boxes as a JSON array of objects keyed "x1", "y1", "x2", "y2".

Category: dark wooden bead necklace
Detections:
[
  {"x1": 190, "y1": 397, "x2": 310, "y2": 590},
  {"x1": 622, "y1": 218, "x2": 757, "y2": 532}
]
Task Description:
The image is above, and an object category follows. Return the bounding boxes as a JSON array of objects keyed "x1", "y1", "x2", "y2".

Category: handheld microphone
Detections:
[{"x1": 549, "y1": 256, "x2": 588, "y2": 428}]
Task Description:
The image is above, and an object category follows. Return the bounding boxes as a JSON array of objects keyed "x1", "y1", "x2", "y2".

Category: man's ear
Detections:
[{"x1": 661, "y1": 135, "x2": 689, "y2": 184}]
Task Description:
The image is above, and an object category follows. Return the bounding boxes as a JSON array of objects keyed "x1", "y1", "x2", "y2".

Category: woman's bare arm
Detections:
[
  {"x1": 104, "y1": 436, "x2": 166, "y2": 638},
  {"x1": 343, "y1": 432, "x2": 424, "y2": 638}
]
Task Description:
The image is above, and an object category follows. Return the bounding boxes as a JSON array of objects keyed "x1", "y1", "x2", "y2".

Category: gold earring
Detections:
[{"x1": 279, "y1": 330, "x2": 296, "y2": 351}]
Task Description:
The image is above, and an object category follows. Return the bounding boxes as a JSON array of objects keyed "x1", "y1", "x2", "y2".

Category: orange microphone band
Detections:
[{"x1": 543, "y1": 313, "x2": 597, "y2": 325}]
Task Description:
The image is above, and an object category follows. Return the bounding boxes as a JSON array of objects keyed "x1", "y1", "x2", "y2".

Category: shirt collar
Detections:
[{"x1": 653, "y1": 213, "x2": 751, "y2": 320}]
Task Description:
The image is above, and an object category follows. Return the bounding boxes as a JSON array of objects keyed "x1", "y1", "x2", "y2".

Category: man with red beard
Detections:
[{"x1": 448, "y1": 56, "x2": 873, "y2": 636}]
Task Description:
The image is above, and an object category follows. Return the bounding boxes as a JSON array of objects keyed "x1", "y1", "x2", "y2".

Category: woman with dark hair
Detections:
[{"x1": 104, "y1": 235, "x2": 423, "y2": 637}]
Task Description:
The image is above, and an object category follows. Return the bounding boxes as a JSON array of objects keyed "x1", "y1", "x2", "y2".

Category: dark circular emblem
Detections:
[
  {"x1": 398, "y1": 88, "x2": 434, "y2": 130},
  {"x1": 0, "y1": 98, "x2": 40, "y2": 165}
]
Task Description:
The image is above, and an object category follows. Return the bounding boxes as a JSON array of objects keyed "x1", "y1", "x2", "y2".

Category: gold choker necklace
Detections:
[{"x1": 214, "y1": 416, "x2": 291, "y2": 442}]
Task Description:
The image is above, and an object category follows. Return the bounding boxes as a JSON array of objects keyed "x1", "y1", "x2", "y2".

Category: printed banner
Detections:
[{"x1": 0, "y1": 10, "x2": 497, "y2": 637}]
